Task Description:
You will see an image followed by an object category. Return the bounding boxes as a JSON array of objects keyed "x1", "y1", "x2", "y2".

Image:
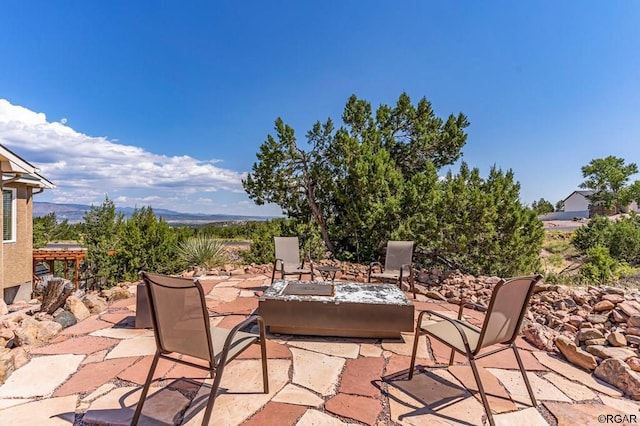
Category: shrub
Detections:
[
  {"x1": 178, "y1": 237, "x2": 228, "y2": 270},
  {"x1": 608, "y1": 215, "x2": 640, "y2": 264},
  {"x1": 572, "y1": 215, "x2": 612, "y2": 254},
  {"x1": 581, "y1": 245, "x2": 618, "y2": 284}
]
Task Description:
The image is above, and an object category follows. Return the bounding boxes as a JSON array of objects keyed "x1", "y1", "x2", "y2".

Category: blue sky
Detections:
[{"x1": 1, "y1": 1, "x2": 638, "y2": 216}]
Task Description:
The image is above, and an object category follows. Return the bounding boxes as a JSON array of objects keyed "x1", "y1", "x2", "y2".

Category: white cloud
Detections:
[{"x1": 0, "y1": 99, "x2": 281, "y2": 216}]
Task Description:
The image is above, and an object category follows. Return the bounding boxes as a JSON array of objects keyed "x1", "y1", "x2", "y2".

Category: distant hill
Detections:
[{"x1": 33, "y1": 202, "x2": 273, "y2": 225}]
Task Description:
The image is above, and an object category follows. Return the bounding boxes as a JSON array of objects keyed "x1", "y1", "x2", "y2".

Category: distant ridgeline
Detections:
[{"x1": 33, "y1": 202, "x2": 273, "y2": 225}]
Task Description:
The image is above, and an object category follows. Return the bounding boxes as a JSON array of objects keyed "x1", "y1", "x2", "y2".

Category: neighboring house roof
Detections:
[
  {"x1": 0, "y1": 144, "x2": 54, "y2": 189},
  {"x1": 562, "y1": 190, "x2": 594, "y2": 203}
]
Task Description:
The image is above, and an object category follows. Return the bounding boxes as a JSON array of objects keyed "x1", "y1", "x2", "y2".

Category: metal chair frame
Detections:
[
  {"x1": 368, "y1": 240, "x2": 416, "y2": 299},
  {"x1": 408, "y1": 275, "x2": 543, "y2": 426},
  {"x1": 132, "y1": 271, "x2": 269, "y2": 426}
]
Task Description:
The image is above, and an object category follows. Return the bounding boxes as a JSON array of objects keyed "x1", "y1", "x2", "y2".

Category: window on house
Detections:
[{"x1": 3, "y1": 188, "x2": 16, "y2": 242}]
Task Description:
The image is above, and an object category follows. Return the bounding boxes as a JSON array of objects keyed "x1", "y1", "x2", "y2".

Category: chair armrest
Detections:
[
  {"x1": 417, "y1": 310, "x2": 474, "y2": 353},
  {"x1": 368, "y1": 262, "x2": 382, "y2": 282},
  {"x1": 368, "y1": 262, "x2": 382, "y2": 273},
  {"x1": 216, "y1": 315, "x2": 266, "y2": 367},
  {"x1": 457, "y1": 297, "x2": 487, "y2": 320},
  {"x1": 399, "y1": 263, "x2": 414, "y2": 281},
  {"x1": 273, "y1": 258, "x2": 284, "y2": 272}
]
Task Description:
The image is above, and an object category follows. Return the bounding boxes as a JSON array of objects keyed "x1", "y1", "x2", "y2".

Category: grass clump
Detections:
[{"x1": 178, "y1": 236, "x2": 228, "y2": 270}]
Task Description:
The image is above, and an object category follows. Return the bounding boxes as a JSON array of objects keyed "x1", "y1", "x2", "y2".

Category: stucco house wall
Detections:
[
  {"x1": 2, "y1": 184, "x2": 33, "y2": 302},
  {"x1": 1, "y1": 145, "x2": 53, "y2": 303}
]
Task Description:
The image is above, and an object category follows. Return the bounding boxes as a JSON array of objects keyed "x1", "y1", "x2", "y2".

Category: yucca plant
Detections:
[{"x1": 178, "y1": 236, "x2": 228, "y2": 270}]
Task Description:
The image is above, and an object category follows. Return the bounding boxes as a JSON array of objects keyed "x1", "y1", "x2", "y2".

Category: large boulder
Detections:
[
  {"x1": 100, "y1": 285, "x2": 132, "y2": 302},
  {"x1": 585, "y1": 345, "x2": 637, "y2": 362},
  {"x1": 0, "y1": 348, "x2": 15, "y2": 384},
  {"x1": 36, "y1": 320, "x2": 63, "y2": 343},
  {"x1": 555, "y1": 335, "x2": 597, "y2": 371},
  {"x1": 54, "y1": 310, "x2": 77, "y2": 329},
  {"x1": 82, "y1": 293, "x2": 108, "y2": 314},
  {"x1": 522, "y1": 322, "x2": 557, "y2": 352},
  {"x1": 65, "y1": 295, "x2": 91, "y2": 322},
  {"x1": 595, "y1": 358, "x2": 640, "y2": 400},
  {"x1": 12, "y1": 316, "x2": 40, "y2": 346}
]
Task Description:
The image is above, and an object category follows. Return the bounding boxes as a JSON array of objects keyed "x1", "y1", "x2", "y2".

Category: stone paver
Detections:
[
  {"x1": 296, "y1": 409, "x2": 359, "y2": 426},
  {"x1": 90, "y1": 327, "x2": 152, "y2": 339},
  {"x1": 29, "y1": 334, "x2": 119, "y2": 355},
  {"x1": 359, "y1": 343, "x2": 383, "y2": 357},
  {"x1": 105, "y1": 335, "x2": 156, "y2": 359},
  {"x1": 0, "y1": 397, "x2": 32, "y2": 409},
  {"x1": 325, "y1": 393, "x2": 381, "y2": 425},
  {"x1": 59, "y1": 316, "x2": 113, "y2": 335},
  {"x1": 493, "y1": 406, "x2": 549, "y2": 426},
  {"x1": 0, "y1": 395, "x2": 78, "y2": 425},
  {"x1": 542, "y1": 372, "x2": 598, "y2": 401},
  {"x1": 382, "y1": 332, "x2": 430, "y2": 358},
  {"x1": 213, "y1": 297, "x2": 259, "y2": 315},
  {"x1": 448, "y1": 365, "x2": 518, "y2": 413},
  {"x1": 0, "y1": 354, "x2": 84, "y2": 398},
  {"x1": 208, "y1": 287, "x2": 241, "y2": 302},
  {"x1": 82, "y1": 383, "x2": 116, "y2": 402},
  {"x1": 242, "y1": 401, "x2": 306, "y2": 426},
  {"x1": 487, "y1": 368, "x2": 571, "y2": 403},
  {"x1": 288, "y1": 339, "x2": 360, "y2": 359},
  {"x1": 99, "y1": 311, "x2": 133, "y2": 325},
  {"x1": 339, "y1": 356, "x2": 385, "y2": 397},
  {"x1": 82, "y1": 349, "x2": 109, "y2": 364},
  {"x1": 236, "y1": 339, "x2": 293, "y2": 359},
  {"x1": 599, "y1": 394, "x2": 640, "y2": 416},
  {"x1": 544, "y1": 400, "x2": 630, "y2": 426},
  {"x1": 54, "y1": 356, "x2": 138, "y2": 397},
  {"x1": 273, "y1": 383, "x2": 324, "y2": 407},
  {"x1": 291, "y1": 348, "x2": 345, "y2": 396}
]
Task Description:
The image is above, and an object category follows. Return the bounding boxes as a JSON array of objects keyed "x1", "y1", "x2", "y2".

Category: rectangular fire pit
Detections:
[{"x1": 258, "y1": 280, "x2": 414, "y2": 338}]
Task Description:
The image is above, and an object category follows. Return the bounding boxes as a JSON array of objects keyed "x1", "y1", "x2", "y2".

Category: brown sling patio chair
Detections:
[
  {"x1": 132, "y1": 272, "x2": 269, "y2": 426},
  {"x1": 368, "y1": 240, "x2": 416, "y2": 299},
  {"x1": 408, "y1": 274, "x2": 543, "y2": 426},
  {"x1": 271, "y1": 236, "x2": 314, "y2": 283}
]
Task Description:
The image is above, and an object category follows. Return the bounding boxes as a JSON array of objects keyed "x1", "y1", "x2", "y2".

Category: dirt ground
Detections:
[{"x1": 542, "y1": 219, "x2": 589, "y2": 231}]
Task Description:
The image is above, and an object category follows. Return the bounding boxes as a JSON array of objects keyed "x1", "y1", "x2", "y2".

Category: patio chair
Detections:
[
  {"x1": 408, "y1": 274, "x2": 543, "y2": 426},
  {"x1": 271, "y1": 236, "x2": 314, "y2": 283},
  {"x1": 132, "y1": 271, "x2": 269, "y2": 426},
  {"x1": 368, "y1": 240, "x2": 416, "y2": 299}
]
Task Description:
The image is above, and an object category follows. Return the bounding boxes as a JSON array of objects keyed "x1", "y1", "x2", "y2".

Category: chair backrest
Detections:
[
  {"x1": 140, "y1": 271, "x2": 215, "y2": 364},
  {"x1": 274, "y1": 237, "x2": 301, "y2": 271},
  {"x1": 384, "y1": 241, "x2": 414, "y2": 274},
  {"x1": 476, "y1": 275, "x2": 542, "y2": 351}
]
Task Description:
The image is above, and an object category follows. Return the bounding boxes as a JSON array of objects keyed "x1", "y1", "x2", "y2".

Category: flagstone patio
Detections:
[{"x1": 0, "y1": 273, "x2": 638, "y2": 425}]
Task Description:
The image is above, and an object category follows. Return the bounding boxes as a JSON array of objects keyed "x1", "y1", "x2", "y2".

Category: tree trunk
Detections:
[{"x1": 40, "y1": 278, "x2": 74, "y2": 314}]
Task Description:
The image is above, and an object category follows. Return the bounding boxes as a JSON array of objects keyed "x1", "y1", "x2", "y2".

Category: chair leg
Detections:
[
  {"x1": 469, "y1": 357, "x2": 495, "y2": 426},
  {"x1": 448, "y1": 349, "x2": 456, "y2": 366},
  {"x1": 259, "y1": 322, "x2": 269, "y2": 393},
  {"x1": 408, "y1": 329, "x2": 422, "y2": 380},
  {"x1": 131, "y1": 352, "x2": 161, "y2": 426},
  {"x1": 202, "y1": 365, "x2": 225, "y2": 426},
  {"x1": 512, "y1": 344, "x2": 537, "y2": 407},
  {"x1": 410, "y1": 274, "x2": 417, "y2": 299},
  {"x1": 270, "y1": 267, "x2": 276, "y2": 284}
]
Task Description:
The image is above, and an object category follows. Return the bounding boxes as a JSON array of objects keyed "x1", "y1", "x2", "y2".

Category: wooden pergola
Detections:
[{"x1": 33, "y1": 245, "x2": 87, "y2": 290}]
